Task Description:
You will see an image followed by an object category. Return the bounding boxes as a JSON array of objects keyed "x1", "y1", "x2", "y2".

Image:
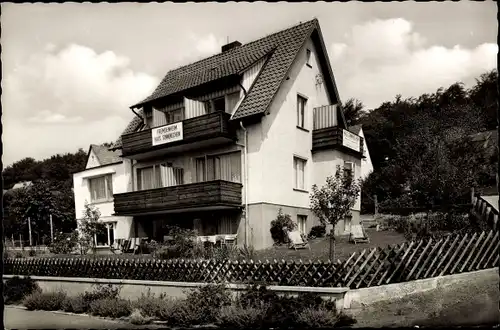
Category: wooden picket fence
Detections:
[
  {"x1": 3, "y1": 230, "x2": 498, "y2": 289},
  {"x1": 335, "y1": 230, "x2": 499, "y2": 289}
]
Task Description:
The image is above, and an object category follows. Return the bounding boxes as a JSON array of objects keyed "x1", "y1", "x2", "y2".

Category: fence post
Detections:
[{"x1": 374, "y1": 195, "x2": 378, "y2": 216}]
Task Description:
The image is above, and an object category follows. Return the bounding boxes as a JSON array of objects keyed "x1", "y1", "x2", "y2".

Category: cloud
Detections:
[
  {"x1": 192, "y1": 33, "x2": 225, "y2": 55},
  {"x1": 330, "y1": 18, "x2": 498, "y2": 109},
  {"x1": 2, "y1": 44, "x2": 159, "y2": 165}
]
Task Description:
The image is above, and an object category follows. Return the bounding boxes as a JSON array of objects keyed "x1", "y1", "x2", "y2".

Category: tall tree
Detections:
[{"x1": 341, "y1": 98, "x2": 366, "y2": 126}]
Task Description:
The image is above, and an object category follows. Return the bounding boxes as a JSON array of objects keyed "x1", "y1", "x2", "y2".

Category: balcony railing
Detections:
[
  {"x1": 113, "y1": 180, "x2": 242, "y2": 215},
  {"x1": 312, "y1": 126, "x2": 364, "y2": 156},
  {"x1": 121, "y1": 112, "x2": 236, "y2": 157}
]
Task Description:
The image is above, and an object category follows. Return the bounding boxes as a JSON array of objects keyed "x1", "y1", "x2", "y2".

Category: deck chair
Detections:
[
  {"x1": 287, "y1": 230, "x2": 310, "y2": 250},
  {"x1": 349, "y1": 223, "x2": 370, "y2": 244},
  {"x1": 222, "y1": 234, "x2": 237, "y2": 247}
]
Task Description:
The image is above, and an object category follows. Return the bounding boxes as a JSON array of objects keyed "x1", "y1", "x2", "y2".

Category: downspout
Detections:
[
  {"x1": 131, "y1": 107, "x2": 144, "y2": 121},
  {"x1": 237, "y1": 81, "x2": 249, "y2": 247},
  {"x1": 240, "y1": 120, "x2": 249, "y2": 247}
]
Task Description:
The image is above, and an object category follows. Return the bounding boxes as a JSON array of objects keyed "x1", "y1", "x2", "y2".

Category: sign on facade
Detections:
[
  {"x1": 152, "y1": 122, "x2": 183, "y2": 146},
  {"x1": 342, "y1": 129, "x2": 360, "y2": 152}
]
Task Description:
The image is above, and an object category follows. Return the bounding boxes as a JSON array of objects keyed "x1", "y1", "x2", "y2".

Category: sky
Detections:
[{"x1": 2, "y1": 2, "x2": 497, "y2": 166}]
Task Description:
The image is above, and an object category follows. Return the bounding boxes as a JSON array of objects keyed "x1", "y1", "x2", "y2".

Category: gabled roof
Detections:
[
  {"x1": 88, "y1": 144, "x2": 122, "y2": 166},
  {"x1": 111, "y1": 110, "x2": 144, "y2": 149},
  {"x1": 132, "y1": 19, "x2": 341, "y2": 117},
  {"x1": 116, "y1": 19, "x2": 344, "y2": 148}
]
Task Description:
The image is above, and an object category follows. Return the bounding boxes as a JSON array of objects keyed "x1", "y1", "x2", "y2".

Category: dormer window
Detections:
[
  {"x1": 212, "y1": 97, "x2": 226, "y2": 112},
  {"x1": 306, "y1": 49, "x2": 312, "y2": 67}
]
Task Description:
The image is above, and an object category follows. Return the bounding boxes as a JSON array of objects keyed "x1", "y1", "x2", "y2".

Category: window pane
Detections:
[
  {"x1": 213, "y1": 97, "x2": 225, "y2": 112},
  {"x1": 90, "y1": 176, "x2": 107, "y2": 202},
  {"x1": 138, "y1": 167, "x2": 155, "y2": 190},
  {"x1": 196, "y1": 158, "x2": 206, "y2": 182},
  {"x1": 106, "y1": 175, "x2": 113, "y2": 199},
  {"x1": 226, "y1": 92, "x2": 240, "y2": 114}
]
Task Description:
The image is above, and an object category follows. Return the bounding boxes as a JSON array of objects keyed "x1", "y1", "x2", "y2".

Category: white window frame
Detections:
[
  {"x1": 306, "y1": 49, "x2": 312, "y2": 67},
  {"x1": 297, "y1": 94, "x2": 308, "y2": 129},
  {"x1": 293, "y1": 156, "x2": 307, "y2": 191},
  {"x1": 94, "y1": 222, "x2": 116, "y2": 247},
  {"x1": 88, "y1": 174, "x2": 113, "y2": 203},
  {"x1": 344, "y1": 161, "x2": 355, "y2": 178}
]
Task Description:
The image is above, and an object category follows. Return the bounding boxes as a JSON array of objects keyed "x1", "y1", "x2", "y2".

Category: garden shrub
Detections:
[
  {"x1": 308, "y1": 224, "x2": 327, "y2": 239},
  {"x1": 129, "y1": 308, "x2": 153, "y2": 325},
  {"x1": 185, "y1": 283, "x2": 232, "y2": 324},
  {"x1": 238, "y1": 284, "x2": 346, "y2": 329},
  {"x1": 28, "y1": 249, "x2": 37, "y2": 257},
  {"x1": 48, "y1": 231, "x2": 78, "y2": 255},
  {"x1": 153, "y1": 226, "x2": 199, "y2": 259},
  {"x1": 89, "y1": 298, "x2": 132, "y2": 318},
  {"x1": 62, "y1": 294, "x2": 88, "y2": 314},
  {"x1": 4, "y1": 276, "x2": 41, "y2": 305},
  {"x1": 131, "y1": 289, "x2": 169, "y2": 318},
  {"x1": 270, "y1": 208, "x2": 296, "y2": 245},
  {"x1": 238, "y1": 283, "x2": 278, "y2": 309},
  {"x1": 23, "y1": 290, "x2": 67, "y2": 311},
  {"x1": 158, "y1": 299, "x2": 201, "y2": 327},
  {"x1": 216, "y1": 304, "x2": 267, "y2": 328},
  {"x1": 83, "y1": 283, "x2": 120, "y2": 302}
]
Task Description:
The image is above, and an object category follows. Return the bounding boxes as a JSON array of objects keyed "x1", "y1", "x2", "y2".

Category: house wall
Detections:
[
  {"x1": 73, "y1": 160, "x2": 134, "y2": 240},
  {"x1": 242, "y1": 37, "x2": 362, "y2": 249},
  {"x1": 85, "y1": 149, "x2": 101, "y2": 169},
  {"x1": 358, "y1": 128, "x2": 374, "y2": 181}
]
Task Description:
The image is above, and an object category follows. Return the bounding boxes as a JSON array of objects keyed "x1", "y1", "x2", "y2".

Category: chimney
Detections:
[{"x1": 222, "y1": 41, "x2": 242, "y2": 53}]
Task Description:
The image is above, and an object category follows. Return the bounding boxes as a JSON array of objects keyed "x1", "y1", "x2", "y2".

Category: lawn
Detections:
[
  {"x1": 253, "y1": 228, "x2": 407, "y2": 262},
  {"x1": 7, "y1": 228, "x2": 407, "y2": 263}
]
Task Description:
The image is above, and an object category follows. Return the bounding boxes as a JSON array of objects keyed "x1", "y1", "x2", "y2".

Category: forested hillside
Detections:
[{"x1": 342, "y1": 70, "x2": 498, "y2": 211}]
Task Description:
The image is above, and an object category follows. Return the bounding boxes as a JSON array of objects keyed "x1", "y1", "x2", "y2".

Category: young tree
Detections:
[
  {"x1": 78, "y1": 203, "x2": 106, "y2": 255},
  {"x1": 310, "y1": 166, "x2": 361, "y2": 260}
]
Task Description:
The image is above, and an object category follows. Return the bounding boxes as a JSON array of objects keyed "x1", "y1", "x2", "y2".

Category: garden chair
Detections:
[
  {"x1": 349, "y1": 223, "x2": 370, "y2": 244},
  {"x1": 287, "y1": 229, "x2": 310, "y2": 250},
  {"x1": 221, "y1": 234, "x2": 237, "y2": 247},
  {"x1": 110, "y1": 239, "x2": 123, "y2": 254}
]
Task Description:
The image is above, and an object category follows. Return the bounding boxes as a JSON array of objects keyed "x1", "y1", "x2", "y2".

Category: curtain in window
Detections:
[
  {"x1": 138, "y1": 167, "x2": 155, "y2": 190},
  {"x1": 163, "y1": 164, "x2": 184, "y2": 187},
  {"x1": 217, "y1": 215, "x2": 234, "y2": 235},
  {"x1": 153, "y1": 108, "x2": 168, "y2": 127},
  {"x1": 90, "y1": 176, "x2": 107, "y2": 201},
  {"x1": 196, "y1": 158, "x2": 206, "y2": 182},
  {"x1": 105, "y1": 175, "x2": 113, "y2": 199},
  {"x1": 294, "y1": 158, "x2": 305, "y2": 190}
]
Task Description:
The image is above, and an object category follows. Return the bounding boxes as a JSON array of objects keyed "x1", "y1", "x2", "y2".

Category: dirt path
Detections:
[{"x1": 348, "y1": 272, "x2": 500, "y2": 327}]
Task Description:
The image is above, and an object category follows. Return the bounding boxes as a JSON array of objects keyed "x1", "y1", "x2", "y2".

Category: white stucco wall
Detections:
[
  {"x1": 73, "y1": 160, "x2": 133, "y2": 239},
  {"x1": 247, "y1": 37, "x2": 332, "y2": 207},
  {"x1": 358, "y1": 128, "x2": 374, "y2": 181},
  {"x1": 85, "y1": 149, "x2": 101, "y2": 169}
]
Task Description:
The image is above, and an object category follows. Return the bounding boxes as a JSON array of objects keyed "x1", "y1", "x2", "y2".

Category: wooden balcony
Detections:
[
  {"x1": 113, "y1": 180, "x2": 242, "y2": 216},
  {"x1": 121, "y1": 112, "x2": 236, "y2": 158},
  {"x1": 312, "y1": 126, "x2": 364, "y2": 157}
]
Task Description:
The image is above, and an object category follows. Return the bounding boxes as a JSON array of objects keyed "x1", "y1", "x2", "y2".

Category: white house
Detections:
[
  {"x1": 73, "y1": 19, "x2": 367, "y2": 250},
  {"x1": 73, "y1": 144, "x2": 132, "y2": 247}
]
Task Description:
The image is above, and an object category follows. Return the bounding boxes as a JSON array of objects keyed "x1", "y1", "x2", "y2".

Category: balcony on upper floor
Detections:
[
  {"x1": 113, "y1": 180, "x2": 242, "y2": 216},
  {"x1": 121, "y1": 111, "x2": 237, "y2": 159},
  {"x1": 312, "y1": 104, "x2": 364, "y2": 158}
]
